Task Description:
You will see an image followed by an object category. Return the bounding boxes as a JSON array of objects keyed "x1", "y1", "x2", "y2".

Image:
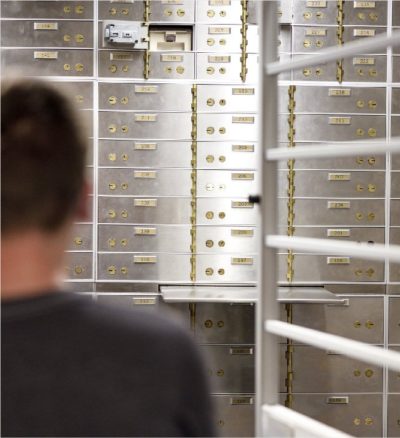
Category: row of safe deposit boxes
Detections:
[{"x1": 82, "y1": 292, "x2": 400, "y2": 437}]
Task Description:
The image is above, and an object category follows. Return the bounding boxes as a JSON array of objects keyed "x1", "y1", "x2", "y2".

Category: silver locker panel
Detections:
[
  {"x1": 98, "y1": 1, "x2": 144, "y2": 21},
  {"x1": 99, "y1": 140, "x2": 192, "y2": 168},
  {"x1": 277, "y1": 0, "x2": 292, "y2": 25},
  {"x1": 98, "y1": 50, "x2": 144, "y2": 78},
  {"x1": 344, "y1": 1, "x2": 388, "y2": 26},
  {"x1": 65, "y1": 252, "x2": 93, "y2": 280},
  {"x1": 390, "y1": 263, "x2": 400, "y2": 282},
  {"x1": 278, "y1": 26, "x2": 292, "y2": 54},
  {"x1": 197, "y1": 85, "x2": 258, "y2": 113},
  {"x1": 291, "y1": 55, "x2": 340, "y2": 82},
  {"x1": 98, "y1": 224, "x2": 191, "y2": 252},
  {"x1": 99, "y1": 83, "x2": 192, "y2": 111},
  {"x1": 387, "y1": 394, "x2": 400, "y2": 438},
  {"x1": 1, "y1": 49, "x2": 94, "y2": 76},
  {"x1": 391, "y1": 228, "x2": 400, "y2": 245},
  {"x1": 392, "y1": 172, "x2": 400, "y2": 197},
  {"x1": 393, "y1": 116, "x2": 400, "y2": 137},
  {"x1": 196, "y1": 255, "x2": 257, "y2": 283},
  {"x1": 343, "y1": 27, "x2": 387, "y2": 54},
  {"x1": 201, "y1": 345, "x2": 254, "y2": 393},
  {"x1": 97, "y1": 253, "x2": 191, "y2": 282},
  {"x1": 282, "y1": 296, "x2": 384, "y2": 344},
  {"x1": 277, "y1": 199, "x2": 385, "y2": 226},
  {"x1": 196, "y1": 0, "x2": 243, "y2": 24},
  {"x1": 288, "y1": 394, "x2": 383, "y2": 437},
  {"x1": 99, "y1": 112, "x2": 192, "y2": 139},
  {"x1": 197, "y1": 170, "x2": 259, "y2": 198},
  {"x1": 196, "y1": 24, "x2": 259, "y2": 53},
  {"x1": 277, "y1": 226, "x2": 385, "y2": 244},
  {"x1": 278, "y1": 254, "x2": 385, "y2": 283},
  {"x1": 68, "y1": 224, "x2": 93, "y2": 251},
  {"x1": 149, "y1": 0, "x2": 195, "y2": 23},
  {"x1": 277, "y1": 170, "x2": 385, "y2": 198},
  {"x1": 55, "y1": 82, "x2": 93, "y2": 110},
  {"x1": 292, "y1": 25, "x2": 338, "y2": 53},
  {"x1": 279, "y1": 345, "x2": 383, "y2": 393},
  {"x1": 98, "y1": 169, "x2": 192, "y2": 196},
  {"x1": 1, "y1": 20, "x2": 93, "y2": 48},
  {"x1": 212, "y1": 395, "x2": 255, "y2": 438},
  {"x1": 95, "y1": 293, "x2": 161, "y2": 312},
  {"x1": 196, "y1": 53, "x2": 259, "y2": 83},
  {"x1": 388, "y1": 347, "x2": 400, "y2": 393},
  {"x1": 278, "y1": 114, "x2": 386, "y2": 142},
  {"x1": 393, "y1": 56, "x2": 400, "y2": 82},
  {"x1": 393, "y1": 88, "x2": 400, "y2": 114},
  {"x1": 293, "y1": 1, "x2": 338, "y2": 25},
  {"x1": 149, "y1": 52, "x2": 195, "y2": 80},
  {"x1": 389, "y1": 297, "x2": 400, "y2": 344},
  {"x1": 392, "y1": 154, "x2": 400, "y2": 170},
  {"x1": 391, "y1": 200, "x2": 400, "y2": 226},
  {"x1": 279, "y1": 86, "x2": 386, "y2": 114},
  {"x1": 197, "y1": 198, "x2": 258, "y2": 226},
  {"x1": 196, "y1": 226, "x2": 258, "y2": 254},
  {"x1": 197, "y1": 142, "x2": 258, "y2": 170},
  {"x1": 395, "y1": 0, "x2": 400, "y2": 26},
  {"x1": 98, "y1": 197, "x2": 191, "y2": 225},
  {"x1": 197, "y1": 114, "x2": 258, "y2": 141},
  {"x1": 167, "y1": 302, "x2": 255, "y2": 344},
  {"x1": 1, "y1": 1, "x2": 94, "y2": 19}
]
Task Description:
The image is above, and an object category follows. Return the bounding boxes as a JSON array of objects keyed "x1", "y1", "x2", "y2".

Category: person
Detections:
[{"x1": 1, "y1": 79, "x2": 214, "y2": 437}]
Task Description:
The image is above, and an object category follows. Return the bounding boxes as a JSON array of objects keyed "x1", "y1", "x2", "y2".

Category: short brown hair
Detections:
[{"x1": 1, "y1": 80, "x2": 87, "y2": 234}]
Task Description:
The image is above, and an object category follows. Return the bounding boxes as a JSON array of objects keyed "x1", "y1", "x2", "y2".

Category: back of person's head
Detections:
[{"x1": 1, "y1": 79, "x2": 87, "y2": 236}]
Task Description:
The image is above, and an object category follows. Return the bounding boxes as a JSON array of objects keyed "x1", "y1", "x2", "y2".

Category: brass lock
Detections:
[
  {"x1": 315, "y1": 40, "x2": 324, "y2": 48},
  {"x1": 205, "y1": 267, "x2": 214, "y2": 276},
  {"x1": 357, "y1": 12, "x2": 366, "y2": 20},
  {"x1": 121, "y1": 8, "x2": 129, "y2": 15},
  {"x1": 206, "y1": 211, "x2": 214, "y2": 220},
  {"x1": 219, "y1": 127, "x2": 226, "y2": 134},
  {"x1": 122, "y1": 154, "x2": 128, "y2": 161},
  {"x1": 316, "y1": 11, "x2": 325, "y2": 19},
  {"x1": 219, "y1": 67, "x2": 226, "y2": 74},
  {"x1": 367, "y1": 212, "x2": 375, "y2": 221},
  {"x1": 108, "y1": 238, "x2": 116, "y2": 248},
  {"x1": 368, "y1": 184, "x2": 376, "y2": 192},
  {"x1": 177, "y1": 9, "x2": 185, "y2": 17},
  {"x1": 369, "y1": 12, "x2": 378, "y2": 21},
  {"x1": 206, "y1": 155, "x2": 215, "y2": 163},
  {"x1": 121, "y1": 183, "x2": 128, "y2": 190},
  {"x1": 206, "y1": 240, "x2": 214, "y2": 248},
  {"x1": 356, "y1": 212, "x2": 364, "y2": 220},
  {"x1": 353, "y1": 369, "x2": 361, "y2": 377},
  {"x1": 356, "y1": 184, "x2": 364, "y2": 192},
  {"x1": 121, "y1": 125, "x2": 129, "y2": 133},
  {"x1": 356, "y1": 99, "x2": 365, "y2": 108},
  {"x1": 120, "y1": 239, "x2": 128, "y2": 247},
  {"x1": 356, "y1": 157, "x2": 364, "y2": 165},
  {"x1": 365, "y1": 268, "x2": 375, "y2": 277},
  {"x1": 75, "y1": 5, "x2": 84, "y2": 14},
  {"x1": 303, "y1": 11, "x2": 312, "y2": 19},
  {"x1": 315, "y1": 67, "x2": 323, "y2": 76},
  {"x1": 353, "y1": 418, "x2": 361, "y2": 426},
  {"x1": 74, "y1": 237, "x2": 83, "y2": 246},
  {"x1": 121, "y1": 97, "x2": 129, "y2": 105},
  {"x1": 353, "y1": 320, "x2": 362, "y2": 328},
  {"x1": 120, "y1": 267, "x2": 128, "y2": 274},
  {"x1": 121, "y1": 210, "x2": 128, "y2": 219},
  {"x1": 176, "y1": 66, "x2": 185, "y2": 74},
  {"x1": 368, "y1": 128, "x2": 377, "y2": 137},
  {"x1": 64, "y1": 34, "x2": 71, "y2": 42},
  {"x1": 207, "y1": 38, "x2": 215, "y2": 46},
  {"x1": 218, "y1": 420, "x2": 225, "y2": 427},
  {"x1": 365, "y1": 320, "x2": 375, "y2": 329},
  {"x1": 122, "y1": 65, "x2": 129, "y2": 73},
  {"x1": 219, "y1": 99, "x2": 226, "y2": 106},
  {"x1": 108, "y1": 96, "x2": 117, "y2": 105},
  {"x1": 218, "y1": 268, "x2": 225, "y2": 275},
  {"x1": 207, "y1": 67, "x2": 215, "y2": 75},
  {"x1": 63, "y1": 63, "x2": 71, "y2": 71},
  {"x1": 107, "y1": 266, "x2": 116, "y2": 275},
  {"x1": 207, "y1": 98, "x2": 215, "y2": 106},
  {"x1": 109, "y1": 64, "x2": 117, "y2": 73},
  {"x1": 75, "y1": 34, "x2": 84, "y2": 43},
  {"x1": 216, "y1": 369, "x2": 224, "y2": 377},
  {"x1": 219, "y1": 39, "x2": 226, "y2": 45},
  {"x1": 368, "y1": 157, "x2": 376, "y2": 165},
  {"x1": 75, "y1": 63, "x2": 84, "y2": 72},
  {"x1": 207, "y1": 127, "x2": 215, "y2": 135},
  {"x1": 220, "y1": 10, "x2": 226, "y2": 17},
  {"x1": 204, "y1": 319, "x2": 213, "y2": 328},
  {"x1": 164, "y1": 8, "x2": 173, "y2": 16},
  {"x1": 75, "y1": 95, "x2": 84, "y2": 104},
  {"x1": 365, "y1": 417, "x2": 373, "y2": 426},
  {"x1": 368, "y1": 100, "x2": 377, "y2": 109},
  {"x1": 64, "y1": 6, "x2": 71, "y2": 13},
  {"x1": 108, "y1": 182, "x2": 117, "y2": 190},
  {"x1": 219, "y1": 212, "x2": 226, "y2": 219},
  {"x1": 108, "y1": 124, "x2": 117, "y2": 133},
  {"x1": 303, "y1": 68, "x2": 311, "y2": 77},
  {"x1": 356, "y1": 128, "x2": 365, "y2": 136},
  {"x1": 207, "y1": 9, "x2": 215, "y2": 17},
  {"x1": 217, "y1": 320, "x2": 224, "y2": 328},
  {"x1": 218, "y1": 240, "x2": 225, "y2": 247},
  {"x1": 364, "y1": 369, "x2": 374, "y2": 378},
  {"x1": 74, "y1": 265, "x2": 84, "y2": 275},
  {"x1": 108, "y1": 209, "x2": 116, "y2": 218},
  {"x1": 219, "y1": 156, "x2": 226, "y2": 162},
  {"x1": 303, "y1": 39, "x2": 312, "y2": 48},
  {"x1": 354, "y1": 269, "x2": 363, "y2": 277},
  {"x1": 109, "y1": 7, "x2": 117, "y2": 15}
]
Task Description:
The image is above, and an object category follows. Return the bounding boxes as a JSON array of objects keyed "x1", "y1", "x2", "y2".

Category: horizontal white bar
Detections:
[
  {"x1": 266, "y1": 320, "x2": 400, "y2": 372},
  {"x1": 263, "y1": 404, "x2": 353, "y2": 438},
  {"x1": 266, "y1": 235, "x2": 400, "y2": 263},
  {"x1": 266, "y1": 138, "x2": 400, "y2": 161},
  {"x1": 266, "y1": 31, "x2": 400, "y2": 75}
]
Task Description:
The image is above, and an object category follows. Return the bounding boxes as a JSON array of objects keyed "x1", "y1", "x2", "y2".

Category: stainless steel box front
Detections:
[
  {"x1": 68, "y1": 224, "x2": 93, "y2": 251},
  {"x1": 292, "y1": 1, "x2": 338, "y2": 25},
  {"x1": 393, "y1": 88, "x2": 400, "y2": 114},
  {"x1": 197, "y1": 114, "x2": 258, "y2": 141},
  {"x1": 394, "y1": 0, "x2": 400, "y2": 26},
  {"x1": 97, "y1": 253, "x2": 191, "y2": 282},
  {"x1": 1, "y1": 1, "x2": 94, "y2": 19},
  {"x1": 389, "y1": 297, "x2": 400, "y2": 344},
  {"x1": 391, "y1": 200, "x2": 400, "y2": 226},
  {"x1": 1, "y1": 20, "x2": 93, "y2": 48},
  {"x1": 281, "y1": 297, "x2": 384, "y2": 343},
  {"x1": 98, "y1": 169, "x2": 192, "y2": 196},
  {"x1": 197, "y1": 170, "x2": 259, "y2": 198},
  {"x1": 196, "y1": 255, "x2": 257, "y2": 283},
  {"x1": 278, "y1": 199, "x2": 385, "y2": 226},
  {"x1": 99, "y1": 83, "x2": 192, "y2": 111},
  {"x1": 388, "y1": 394, "x2": 400, "y2": 438},
  {"x1": 99, "y1": 112, "x2": 192, "y2": 139},
  {"x1": 278, "y1": 254, "x2": 385, "y2": 283},
  {"x1": 388, "y1": 347, "x2": 400, "y2": 393},
  {"x1": 196, "y1": 226, "x2": 258, "y2": 254},
  {"x1": 197, "y1": 142, "x2": 258, "y2": 169},
  {"x1": 95, "y1": 293, "x2": 161, "y2": 312},
  {"x1": 343, "y1": 27, "x2": 387, "y2": 53},
  {"x1": 393, "y1": 56, "x2": 400, "y2": 82},
  {"x1": 391, "y1": 227, "x2": 400, "y2": 245},
  {"x1": 167, "y1": 302, "x2": 255, "y2": 344},
  {"x1": 211, "y1": 394, "x2": 255, "y2": 438},
  {"x1": 292, "y1": 25, "x2": 337, "y2": 53},
  {"x1": 392, "y1": 172, "x2": 400, "y2": 197},
  {"x1": 288, "y1": 394, "x2": 383, "y2": 437},
  {"x1": 99, "y1": 140, "x2": 192, "y2": 168},
  {"x1": 98, "y1": 224, "x2": 191, "y2": 253},
  {"x1": 196, "y1": 0, "x2": 243, "y2": 24},
  {"x1": 98, "y1": 1, "x2": 144, "y2": 20},
  {"x1": 277, "y1": 226, "x2": 385, "y2": 244},
  {"x1": 55, "y1": 82, "x2": 93, "y2": 110},
  {"x1": 279, "y1": 114, "x2": 386, "y2": 142},
  {"x1": 1, "y1": 49, "x2": 94, "y2": 76},
  {"x1": 98, "y1": 197, "x2": 191, "y2": 225},
  {"x1": 98, "y1": 50, "x2": 144, "y2": 78},
  {"x1": 279, "y1": 86, "x2": 386, "y2": 114},
  {"x1": 197, "y1": 198, "x2": 258, "y2": 226},
  {"x1": 196, "y1": 53, "x2": 259, "y2": 83},
  {"x1": 344, "y1": 55, "x2": 387, "y2": 82},
  {"x1": 149, "y1": 52, "x2": 195, "y2": 80},
  {"x1": 65, "y1": 252, "x2": 93, "y2": 280},
  {"x1": 279, "y1": 345, "x2": 383, "y2": 393},
  {"x1": 278, "y1": 170, "x2": 385, "y2": 198},
  {"x1": 196, "y1": 24, "x2": 259, "y2": 53},
  {"x1": 149, "y1": 0, "x2": 195, "y2": 23},
  {"x1": 197, "y1": 85, "x2": 258, "y2": 113},
  {"x1": 201, "y1": 345, "x2": 255, "y2": 393},
  {"x1": 344, "y1": 1, "x2": 388, "y2": 26}
]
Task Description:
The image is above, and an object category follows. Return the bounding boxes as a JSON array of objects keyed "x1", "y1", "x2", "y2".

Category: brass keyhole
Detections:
[
  {"x1": 204, "y1": 320, "x2": 213, "y2": 328},
  {"x1": 216, "y1": 369, "x2": 225, "y2": 377},
  {"x1": 353, "y1": 320, "x2": 362, "y2": 328},
  {"x1": 217, "y1": 321, "x2": 224, "y2": 328}
]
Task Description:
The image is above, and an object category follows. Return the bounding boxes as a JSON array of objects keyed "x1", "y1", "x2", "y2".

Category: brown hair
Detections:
[{"x1": 1, "y1": 79, "x2": 87, "y2": 234}]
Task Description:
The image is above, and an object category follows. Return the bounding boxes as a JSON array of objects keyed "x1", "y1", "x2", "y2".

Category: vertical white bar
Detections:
[{"x1": 256, "y1": 1, "x2": 280, "y2": 436}]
